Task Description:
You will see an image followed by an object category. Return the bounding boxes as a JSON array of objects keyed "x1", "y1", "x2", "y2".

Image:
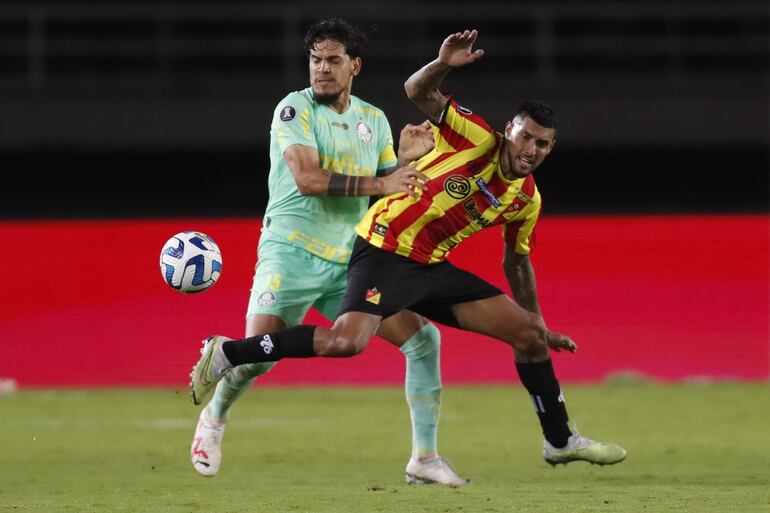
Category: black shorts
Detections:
[{"x1": 337, "y1": 237, "x2": 503, "y2": 328}]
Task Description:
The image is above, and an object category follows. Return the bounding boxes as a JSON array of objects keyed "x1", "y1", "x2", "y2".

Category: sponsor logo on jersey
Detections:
[
  {"x1": 332, "y1": 121, "x2": 349, "y2": 130},
  {"x1": 287, "y1": 230, "x2": 350, "y2": 263},
  {"x1": 475, "y1": 178, "x2": 502, "y2": 207},
  {"x1": 280, "y1": 106, "x2": 296, "y2": 121},
  {"x1": 356, "y1": 121, "x2": 373, "y2": 143},
  {"x1": 462, "y1": 198, "x2": 492, "y2": 228},
  {"x1": 365, "y1": 287, "x2": 381, "y2": 305},
  {"x1": 373, "y1": 223, "x2": 388, "y2": 236},
  {"x1": 260, "y1": 335, "x2": 274, "y2": 354},
  {"x1": 444, "y1": 175, "x2": 471, "y2": 199},
  {"x1": 256, "y1": 291, "x2": 276, "y2": 307}
]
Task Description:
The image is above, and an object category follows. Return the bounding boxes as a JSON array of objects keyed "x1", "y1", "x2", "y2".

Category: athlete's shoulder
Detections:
[
  {"x1": 350, "y1": 94, "x2": 387, "y2": 119},
  {"x1": 274, "y1": 88, "x2": 315, "y2": 118},
  {"x1": 442, "y1": 97, "x2": 494, "y2": 133}
]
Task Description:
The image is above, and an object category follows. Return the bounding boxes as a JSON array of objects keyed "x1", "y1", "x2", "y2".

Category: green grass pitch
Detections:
[{"x1": 2, "y1": 383, "x2": 768, "y2": 513}]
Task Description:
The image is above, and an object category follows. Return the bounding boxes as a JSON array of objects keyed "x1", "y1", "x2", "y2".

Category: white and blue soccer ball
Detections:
[{"x1": 159, "y1": 231, "x2": 222, "y2": 293}]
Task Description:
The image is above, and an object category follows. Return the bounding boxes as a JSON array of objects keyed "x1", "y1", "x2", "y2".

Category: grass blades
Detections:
[{"x1": 1, "y1": 384, "x2": 768, "y2": 513}]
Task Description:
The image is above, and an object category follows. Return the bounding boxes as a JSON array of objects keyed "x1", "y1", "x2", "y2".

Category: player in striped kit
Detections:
[
  {"x1": 191, "y1": 29, "x2": 626, "y2": 470},
  {"x1": 190, "y1": 18, "x2": 467, "y2": 486}
]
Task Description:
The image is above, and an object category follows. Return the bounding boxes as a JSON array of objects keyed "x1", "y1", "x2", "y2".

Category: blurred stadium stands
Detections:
[{"x1": 0, "y1": 0, "x2": 767, "y2": 217}]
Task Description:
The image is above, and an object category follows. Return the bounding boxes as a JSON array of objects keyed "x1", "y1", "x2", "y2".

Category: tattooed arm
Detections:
[{"x1": 404, "y1": 29, "x2": 485, "y2": 122}]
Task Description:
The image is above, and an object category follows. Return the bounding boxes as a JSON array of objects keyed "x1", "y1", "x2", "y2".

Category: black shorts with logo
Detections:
[{"x1": 337, "y1": 237, "x2": 504, "y2": 328}]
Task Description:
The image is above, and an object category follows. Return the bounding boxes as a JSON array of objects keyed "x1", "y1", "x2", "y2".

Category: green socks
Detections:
[
  {"x1": 206, "y1": 362, "x2": 277, "y2": 422},
  {"x1": 400, "y1": 323, "x2": 443, "y2": 459},
  {"x1": 205, "y1": 321, "x2": 444, "y2": 463}
]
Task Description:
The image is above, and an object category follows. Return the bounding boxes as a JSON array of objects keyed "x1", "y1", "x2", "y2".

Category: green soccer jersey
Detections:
[{"x1": 262, "y1": 87, "x2": 398, "y2": 263}]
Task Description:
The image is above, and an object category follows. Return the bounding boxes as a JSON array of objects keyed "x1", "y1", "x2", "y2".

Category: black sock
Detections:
[
  {"x1": 515, "y1": 359, "x2": 572, "y2": 448},
  {"x1": 222, "y1": 325, "x2": 316, "y2": 365}
]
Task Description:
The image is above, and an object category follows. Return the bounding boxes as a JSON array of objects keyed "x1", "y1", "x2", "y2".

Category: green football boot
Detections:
[
  {"x1": 543, "y1": 433, "x2": 626, "y2": 466},
  {"x1": 189, "y1": 336, "x2": 233, "y2": 406}
]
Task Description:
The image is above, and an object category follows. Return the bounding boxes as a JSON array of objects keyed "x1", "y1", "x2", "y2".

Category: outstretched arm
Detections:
[
  {"x1": 503, "y1": 246, "x2": 541, "y2": 315},
  {"x1": 404, "y1": 29, "x2": 485, "y2": 123},
  {"x1": 284, "y1": 144, "x2": 427, "y2": 198},
  {"x1": 503, "y1": 246, "x2": 577, "y2": 353}
]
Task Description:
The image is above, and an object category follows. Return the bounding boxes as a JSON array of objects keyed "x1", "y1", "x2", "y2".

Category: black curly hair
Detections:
[{"x1": 303, "y1": 18, "x2": 367, "y2": 59}]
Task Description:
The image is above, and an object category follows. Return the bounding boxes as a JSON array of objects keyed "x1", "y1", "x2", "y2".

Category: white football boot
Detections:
[
  {"x1": 190, "y1": 407, "x2": 226, "y2": 477},
  {"x1": 405, "y1": 457, "x2": 470, "y2": 486},
  {"x1": 543, "y1": 433, "x2": 626, "y2": 466}
]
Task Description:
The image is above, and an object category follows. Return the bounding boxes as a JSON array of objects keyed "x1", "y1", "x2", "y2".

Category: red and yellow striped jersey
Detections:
[{"x1": 355, "y1": 98, "x2": 542, "y2": 264}]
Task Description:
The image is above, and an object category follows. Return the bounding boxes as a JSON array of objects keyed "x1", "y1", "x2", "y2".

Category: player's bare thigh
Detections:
[
  {"x1": 246, "y1": 313, "x2": 286, "y2": 338},
  {"x1": 451, "y1": 294, "x2": 548, "y2": 360}
]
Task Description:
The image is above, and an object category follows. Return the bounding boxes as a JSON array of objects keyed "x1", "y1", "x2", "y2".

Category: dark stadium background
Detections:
[{"x1": 1, "y1": 0, "x2": 767, "y2": 385}]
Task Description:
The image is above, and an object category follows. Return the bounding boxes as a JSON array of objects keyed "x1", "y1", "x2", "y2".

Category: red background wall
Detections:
[{"x1": 2, "y1": 214, "x2": 767, "y2": 387}]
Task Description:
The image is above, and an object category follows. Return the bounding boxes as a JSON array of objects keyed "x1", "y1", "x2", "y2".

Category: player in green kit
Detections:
[{"x1": 190, "y1": 18, "x2": 468, "y2": 486}]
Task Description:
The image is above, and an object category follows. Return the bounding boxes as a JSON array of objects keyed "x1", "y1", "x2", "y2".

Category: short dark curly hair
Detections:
[
  {"x1": 516, "y1": 100, "x2": 558, "y2": 131},
  {"x1": 303, "y1": 18, "x2": 367, "y2": 59}
]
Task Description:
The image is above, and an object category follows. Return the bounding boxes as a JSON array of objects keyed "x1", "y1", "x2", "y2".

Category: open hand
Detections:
[
  {"x1": 438, "y1": 29, "x2": 485, "y2": 68},
  {"x1": 547, "y1": 330, "x2": 577, "y2": 353},
  {"x1": 398, "y1": 121, "x2": 435, "y2": 162},
  {"x1": 379, "y1": 162, "x2": 428, "y2": 198}
]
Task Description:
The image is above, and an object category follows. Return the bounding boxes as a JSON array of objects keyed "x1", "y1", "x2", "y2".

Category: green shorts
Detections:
[{"x1": 246, "y1": 237, "x2": 348, "y2": 326}]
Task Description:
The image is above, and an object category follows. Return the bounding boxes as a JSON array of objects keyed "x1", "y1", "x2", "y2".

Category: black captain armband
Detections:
[{"x1": 328, "y1": 173, "x2": 368, "y2": 196}]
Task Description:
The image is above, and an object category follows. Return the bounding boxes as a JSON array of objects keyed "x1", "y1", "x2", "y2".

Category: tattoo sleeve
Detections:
[{"x1": 503, "y1": 246, "x2": 542, "y2": 315}]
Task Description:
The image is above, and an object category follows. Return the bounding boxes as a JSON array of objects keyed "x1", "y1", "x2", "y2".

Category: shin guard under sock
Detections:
[
  {"x1": 222, "y1": 325, "x2": 316, "y2": 365},
  {"x1": 516, "y1": 359, "x2": 572, "y2": 448}
]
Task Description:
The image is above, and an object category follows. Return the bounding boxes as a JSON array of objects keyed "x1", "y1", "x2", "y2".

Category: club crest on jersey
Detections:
[
  {"x1": 256, "y1": 291, "x2": 276, "y2": 307},
  {"x1": 356, "y1": 121, "x2": 373, "y2": 143},
  {"x1": 444, "y1": 175, "x2": 471, "y2": 199},
  {"x1": 279, "y1": 106, "x2": 296, "y2": 121},
  {"x1": 505, "y1": 191, "x2": 534, "y2": 213},
  {"x1": 365, "y1": 287, "x2": 381, "y2": 305},
  {"x1": 505, "y1": 199, "x2": 526, "y2": 213}
]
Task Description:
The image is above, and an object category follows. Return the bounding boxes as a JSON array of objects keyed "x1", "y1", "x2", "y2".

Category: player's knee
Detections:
[
  {"x1": 516, "y1": 316, "x2": 548, "y2": 359},
  {"x1": 317, "y1": 332, "x2": 365, "y2": 357}
]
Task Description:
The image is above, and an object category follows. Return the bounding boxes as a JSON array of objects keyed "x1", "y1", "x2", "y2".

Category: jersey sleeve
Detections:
[
  {"x1": 432, "y1": 96, "x2": 496, "y2": 153},
  {"x1": 503, "y1": 205, "x2": 541, "y2": 255},
  {"x1": 271, "y1": 92, "x2": 317, "y2": 153},
  {"x1": 375, "y1": 114, "x2": 398, "y2": 171}
]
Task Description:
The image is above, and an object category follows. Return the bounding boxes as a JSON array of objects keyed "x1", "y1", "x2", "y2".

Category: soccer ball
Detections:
[{"x1": 159, "y1": 231, "x2": 222, "y2": 293}]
